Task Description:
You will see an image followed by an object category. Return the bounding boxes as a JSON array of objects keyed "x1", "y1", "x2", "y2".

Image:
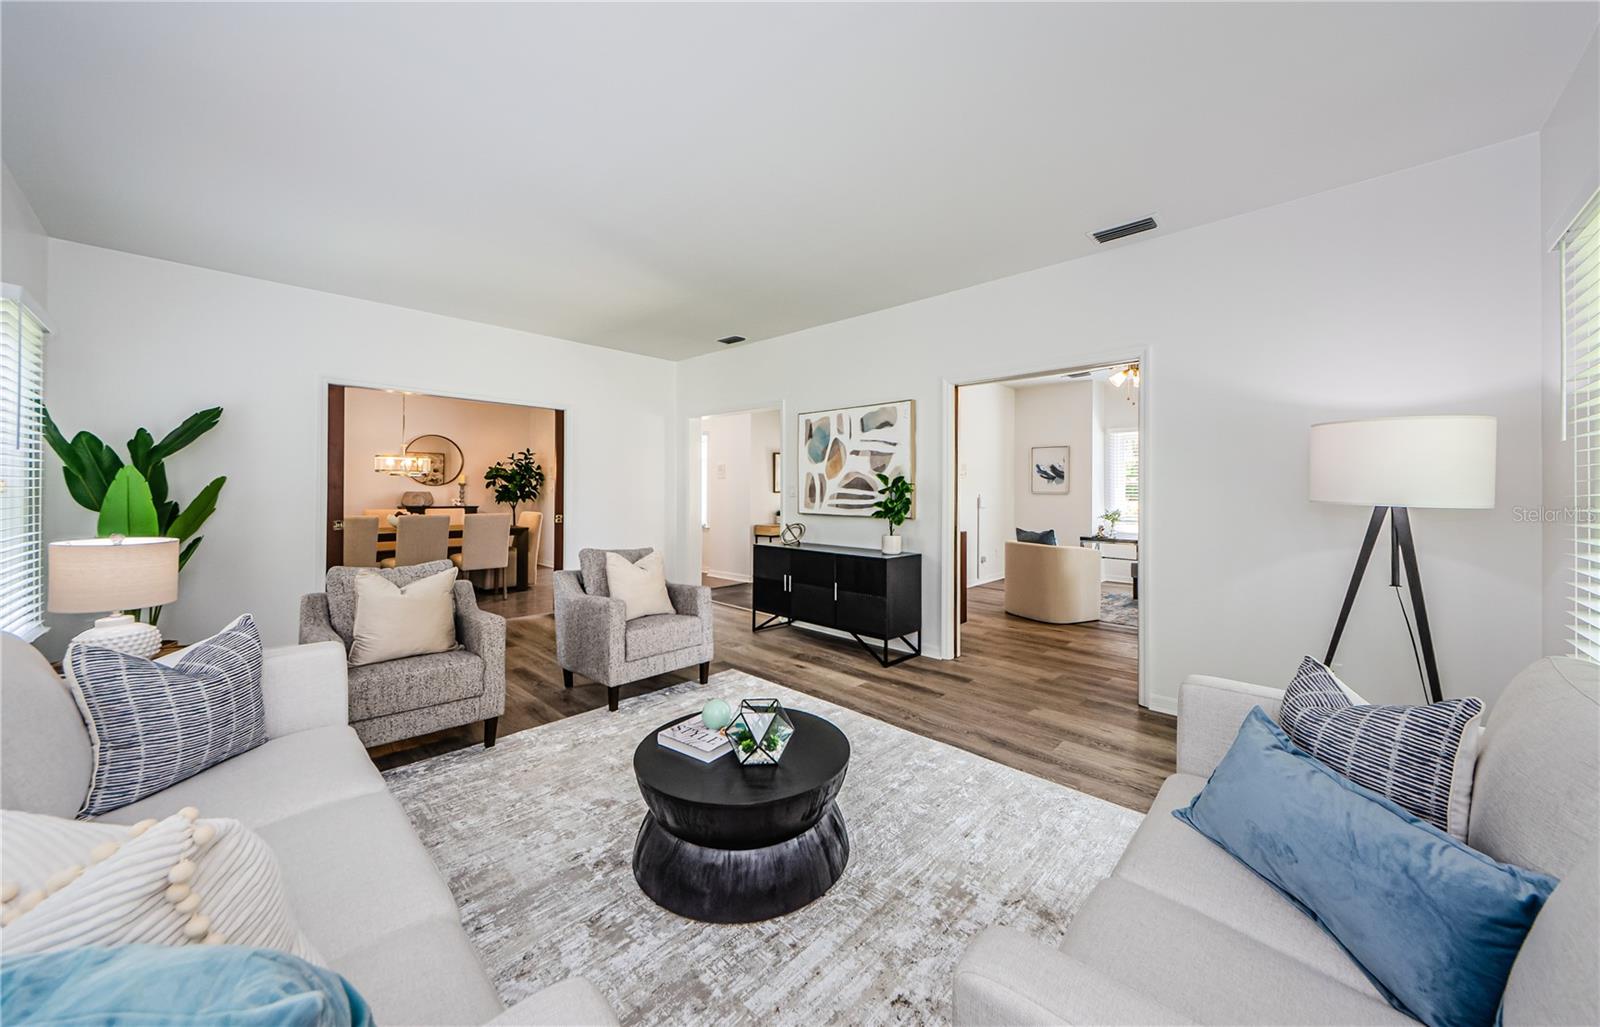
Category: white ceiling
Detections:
[{"x1": 4, "y1": 3, "x2": 1594, "y2": 361}]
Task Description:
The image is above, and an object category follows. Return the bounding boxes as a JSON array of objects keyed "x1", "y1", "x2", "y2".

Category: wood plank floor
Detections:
[{"x1": 372, "y1": 581, "x2": 1175, "y2": 812}]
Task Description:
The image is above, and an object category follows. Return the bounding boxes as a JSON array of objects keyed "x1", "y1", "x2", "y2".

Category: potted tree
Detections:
[
  {"x1": 871, "y1": 473, "x2": 914, "y2": 554},
  {"x1": 44, "y1": 407, "x2": 227, "y2": 627},
  {"x1": 483, "y1": 448, "x2": 545, "y2": 523}
]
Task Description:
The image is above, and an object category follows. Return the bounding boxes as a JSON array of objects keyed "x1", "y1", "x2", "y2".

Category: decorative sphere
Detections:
[{"x1": 701, "y1": 699, "x2": 733, "y2": 732}]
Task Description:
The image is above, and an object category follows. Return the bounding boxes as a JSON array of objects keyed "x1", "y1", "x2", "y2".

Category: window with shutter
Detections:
[
  {"x1": 1564, "y1": 190, "x2": 1600, "y2": 661},
  {"x1": 0, "y1": 293, "x2": 49, "y2": 640},
  {"x1": 1104, "y1": 428, "x2": 1140, "y2": 534}
]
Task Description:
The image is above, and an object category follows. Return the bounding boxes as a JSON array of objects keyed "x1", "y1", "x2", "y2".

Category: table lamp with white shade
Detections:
[
  {"x1": 1309, "y1": 415, "x2": 1497, "y2": 703},
  {"x1": 47, "y1": 536, "x2": 179, "y2": 658}
]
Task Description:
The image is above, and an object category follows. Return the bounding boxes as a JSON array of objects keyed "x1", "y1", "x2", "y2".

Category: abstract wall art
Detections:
[
  {"x1": 1031, "y1": 445, "x2": 1069, "y2": 494},
  {"x1": 798, "y1": 400, "x2": 915, "y2": 517}
]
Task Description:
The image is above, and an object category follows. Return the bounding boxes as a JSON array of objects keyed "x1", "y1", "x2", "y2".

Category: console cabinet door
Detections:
[
  {"x1": 788, "y1": 550, "x2": 837, "y2": 627},
  {"x1": 751, "y1": 546, "x2": 790, "y2": 617},
  {"x1": 835, "y1": 554, "x2": 887, "y2": 635}
]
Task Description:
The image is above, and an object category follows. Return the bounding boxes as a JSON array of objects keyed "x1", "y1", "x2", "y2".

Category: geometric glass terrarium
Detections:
[{"x1": 725, "y1": 698, "x2": 795, "y2": 766}]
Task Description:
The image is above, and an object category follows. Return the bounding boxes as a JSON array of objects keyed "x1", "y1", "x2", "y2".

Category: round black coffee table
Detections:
[{"x1": 632, "y1": 709, "x2": 850, "y2": 923}]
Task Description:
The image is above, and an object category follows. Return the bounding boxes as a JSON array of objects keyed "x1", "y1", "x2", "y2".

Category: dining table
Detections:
[{"x1": 374, "y1": 521, "x2": 533, "y2": 592}]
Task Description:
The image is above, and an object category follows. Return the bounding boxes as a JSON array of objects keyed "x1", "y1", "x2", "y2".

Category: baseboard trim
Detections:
[
  {"x1": 1143, "y1": 693, "x2": 1178, "y2": 716},
  {"x1": 703, "y1": 570, "x2": 752, "y2": 584}
]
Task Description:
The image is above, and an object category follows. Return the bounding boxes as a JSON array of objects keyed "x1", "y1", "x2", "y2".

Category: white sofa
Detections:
[
  {"x1": 0, "y1": 632, "x2": 618, "y2": 1027},
  {"x1": 954, "y1": 657, "x2": 1600, "y2": 1026}
]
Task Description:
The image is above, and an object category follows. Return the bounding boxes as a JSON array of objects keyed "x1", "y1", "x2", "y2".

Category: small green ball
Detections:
[{"x1": 701, "y1": 699, "x2": 733, "y2": 731}]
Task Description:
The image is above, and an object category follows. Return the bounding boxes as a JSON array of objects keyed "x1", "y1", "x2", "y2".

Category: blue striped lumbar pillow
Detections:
[
  {"x1": 64, "y1": 615, "x2": 267, "y2": 818},
  {"x1": 1277, "y1": 656, "x2": 1483, "y2": 839}
]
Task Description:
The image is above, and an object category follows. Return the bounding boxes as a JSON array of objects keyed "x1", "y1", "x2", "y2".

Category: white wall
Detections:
[
  {"x1": 675, "y1": 137, "x2": 1545, "y2": 711},
  {"x1": 342, "y1": 387, "x2": 551, "y2": 514},
  {"x1": 1540, "y1": 30, "x2": 1599, "y2": 658},
  {"x1": 41, "y1": 241, "x2": 675, "y2": 657},
  {"x1": 1013, "y1": 382, "x2": 1091, "y2": 551},
  {"x1": 2, "y1": 163, "x2": 48, "y2": 306},
  {"x1": 957, "y1": 383, "x2": 1014, "y2": 584},
  {"x1": 748, "y1": 408, "x2": 781, "y2": 529}
]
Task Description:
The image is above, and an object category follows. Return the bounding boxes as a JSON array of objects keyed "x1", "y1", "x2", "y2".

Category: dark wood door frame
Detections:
[
  {"x1": 326, "y1": 385, "x2": 346, "y2": 571},
  {"x1": 324, "y1": 384, "x2": 565, "y2": 574},
  {"x1": 552, "y1": 409, "x2": 564, "y2": 571}
]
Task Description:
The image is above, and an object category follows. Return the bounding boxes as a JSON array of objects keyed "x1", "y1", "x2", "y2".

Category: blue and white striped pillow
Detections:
[
  {"x1": 1278, "y1": 656, "x2": 1483, "y2": 839},
  {"x1": 64, "y1": 615, "x2": 266, "y2": 817}
]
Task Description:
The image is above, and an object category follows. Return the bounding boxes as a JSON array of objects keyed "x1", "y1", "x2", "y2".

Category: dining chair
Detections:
[
  {"x1": 380, "y1": 513, "x2": 451, "y2": 568},
  {"x1": 341, "y1": 516, "x2": 380, "y2": 568},
  {"x1": 426, "y1": 507, "x2": 468, "y2": 527},
  {"x1": 454, "y1": 513, "x2": 513, "y2": 596},
  {"x1": 517, "y1": 510, "x2": 544, "y2": 589}
]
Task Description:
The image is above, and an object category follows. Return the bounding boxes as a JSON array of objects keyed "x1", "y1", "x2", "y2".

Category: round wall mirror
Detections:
[{"x1": 405, "y1": 434, "x2": 464, "y2": 486}]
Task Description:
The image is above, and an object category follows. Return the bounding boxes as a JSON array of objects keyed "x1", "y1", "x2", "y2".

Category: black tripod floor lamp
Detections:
[{"x1": 1309, "y1": 415, "x2": 1498, "y2": 703}]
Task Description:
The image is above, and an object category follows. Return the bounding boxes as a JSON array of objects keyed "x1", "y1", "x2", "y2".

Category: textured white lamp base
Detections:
[{"x1": 71, "y1": 614, "x2": 162, "y2": 658}]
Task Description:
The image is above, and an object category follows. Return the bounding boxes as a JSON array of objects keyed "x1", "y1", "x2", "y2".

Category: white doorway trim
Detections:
[
  {"x1": 675, "y1": 399, "x2": 788, "y2": 589},
  {"x1": 943, "y1": 346, "x2": 1153, "y2": 709}
]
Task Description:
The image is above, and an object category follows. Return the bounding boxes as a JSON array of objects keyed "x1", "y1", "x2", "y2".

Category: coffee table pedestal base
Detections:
[{"x1": 632, "y1": 803, "x2": 849, "y2": 923}]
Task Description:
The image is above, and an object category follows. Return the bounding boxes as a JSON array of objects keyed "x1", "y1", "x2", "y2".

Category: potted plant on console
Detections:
[
  {"x1": 872, "y1": 473, "x2": 913, "y2": 554},
  {"x1": 483, "y1": 448, "x2": 545, "y2": 523}
]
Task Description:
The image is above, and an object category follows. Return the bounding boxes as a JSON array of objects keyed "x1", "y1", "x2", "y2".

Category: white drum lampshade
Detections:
[
  {"x1": 1309, "y1": 415, "x2": 1497, "y2": 510},
  {"x1": 48, "y1": 537, "x2": 180, "y2": 658}
]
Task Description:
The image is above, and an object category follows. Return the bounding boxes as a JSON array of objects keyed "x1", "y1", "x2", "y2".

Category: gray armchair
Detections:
[
  {"x1": 555, "y1": 547, "x2": 713, "y2": 712},
  {"x1": 299, "y1": 561, "x2": 507, "y2": 748}
]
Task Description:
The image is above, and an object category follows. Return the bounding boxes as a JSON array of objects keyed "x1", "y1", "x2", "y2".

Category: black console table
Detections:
[{"x1": 751, "y1": 543, "x2": 921, "y2": 667}]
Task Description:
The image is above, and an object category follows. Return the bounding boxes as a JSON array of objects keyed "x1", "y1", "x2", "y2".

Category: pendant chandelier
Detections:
[
  {"x1": 1108, "y1": 364, "x2": 1140, "y2": 388},
  {"x1": 373, "y1": 393, "x2": 435, "y2": 476}
]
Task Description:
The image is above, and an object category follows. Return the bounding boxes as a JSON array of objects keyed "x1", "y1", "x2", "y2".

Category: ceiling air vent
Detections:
[
  {"x1": 718, "y1": 335, "x2": 746, "y2": 345},
  {"x1": 1093, "y1": 217, "x2": 1157, "y2": 244}
]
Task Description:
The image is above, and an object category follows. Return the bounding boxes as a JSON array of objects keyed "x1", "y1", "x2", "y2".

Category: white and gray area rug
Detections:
[{"x1": 382, "y1": 671, "x2": 1142, "y2": 1025}]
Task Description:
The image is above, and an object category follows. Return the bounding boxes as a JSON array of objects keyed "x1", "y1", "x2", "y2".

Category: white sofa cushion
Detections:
[
  {"x1": 332, "y1": 915, "x2": 504, "y2": 1027},
  {"x1": 1111, "y1": 774, "x2": 1381, "y2": 997},
  {"x1": 0, "y1": 632, "x2": 92, "y2": 818},
  {"x1": 94, "y1": 725, "x2": 387, "y2": 832},
  {"x1": 1060, "y1": 877, "x2": 1412, "y2": 1025},
  {"x1": 255, "y1": 791, "x2": 462, "y2": 964}
]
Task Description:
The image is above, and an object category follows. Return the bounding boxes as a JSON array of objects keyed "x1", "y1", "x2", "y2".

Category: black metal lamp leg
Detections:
[
  {"x1": 1390, "y1": 507, "x2": 1443, "y2": 703},
  {"x1": 1325, "y1": 506, "x2": 1390, "y2": 668}
]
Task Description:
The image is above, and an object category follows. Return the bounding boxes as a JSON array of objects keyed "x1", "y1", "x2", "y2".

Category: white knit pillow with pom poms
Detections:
[{"x1": 0, "y1": 808, "x2": 318, "y2": 961}]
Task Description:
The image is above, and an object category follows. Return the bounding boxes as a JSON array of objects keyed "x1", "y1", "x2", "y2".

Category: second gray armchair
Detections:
[{"x1": 554, "y1": 547, "x2": 713, "y2": 712}]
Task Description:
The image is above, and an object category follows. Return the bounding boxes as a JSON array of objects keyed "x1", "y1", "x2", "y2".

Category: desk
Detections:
[
  {"x1": 1079, "y1": 534, "x2": 1139, "y2": 599},
  {"x1": 374, "y1": 524, "x2": 532, "y2": 591}
]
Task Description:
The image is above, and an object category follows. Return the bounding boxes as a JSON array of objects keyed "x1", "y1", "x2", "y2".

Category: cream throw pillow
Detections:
[
  {"x1": 349, "y1": 567, "x2": 458, "y2": 666},
  {"x1": 0, "y1": 808, "x2": 319, "y2": 961},
  {"x1": 606, "y1": 551, "x2": 675, "y2": 620}
]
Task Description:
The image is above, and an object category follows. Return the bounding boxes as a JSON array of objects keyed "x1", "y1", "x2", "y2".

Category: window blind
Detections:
[
  {"x1": 1564, "y1": 190, "x2": 1600, "y2": 661},
  {"x1": 0, "y1": 296, "x2": 48, "y2": 640},
  {"x1": 1104, "y1": 428, "x2": 1140, "y2": 533}
]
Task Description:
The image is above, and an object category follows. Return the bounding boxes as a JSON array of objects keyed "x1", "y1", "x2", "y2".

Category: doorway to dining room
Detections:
[{"x1": 324, "y1": 384, "x2": 563, "y2": 618}]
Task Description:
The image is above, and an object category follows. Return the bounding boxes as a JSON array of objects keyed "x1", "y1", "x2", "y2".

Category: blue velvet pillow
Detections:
[
  {"x1": 1015, "y1": 527, "x2": 1057, "y2": 545},
  {"x1": 1, "y1": 945, "x2": 371, "y2": 1027},
  {"x1": 1174, "y1": 708, "x2": 1556, "y2": 1027}
]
